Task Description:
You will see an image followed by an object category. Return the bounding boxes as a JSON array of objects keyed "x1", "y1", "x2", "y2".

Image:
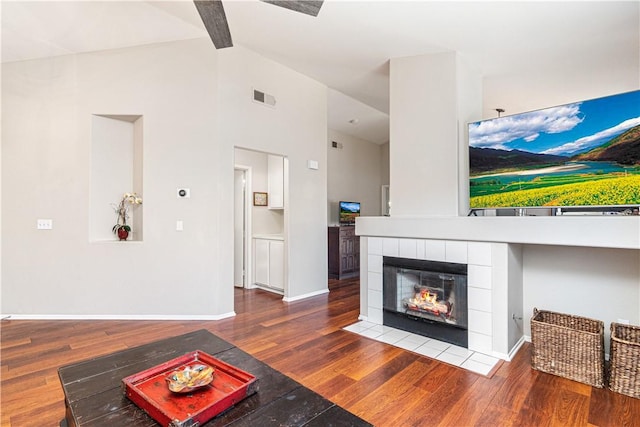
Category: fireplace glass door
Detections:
[
  {"x1": 383, "y1": 257, "x2": 468, "y2": 347},
  {"x1": 395, "y1": 269, "x2": 467, "y2": 327}
]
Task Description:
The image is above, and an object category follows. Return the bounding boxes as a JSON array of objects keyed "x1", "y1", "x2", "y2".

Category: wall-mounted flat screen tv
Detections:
[
  {"x1": 339, "y1": 201, "x2": 360, "y2": 224},
  {"x1": 468, "y1": 90, "x2": 640, "y2": 210}
]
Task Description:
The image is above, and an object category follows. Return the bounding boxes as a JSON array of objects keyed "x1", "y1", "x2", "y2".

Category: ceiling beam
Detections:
[
  {"x1": 261, "y1": 1, "x2": 323, "y2": 17},
  {"x1": 194, "y1": 0, "x2": 233, "y2": 49}
]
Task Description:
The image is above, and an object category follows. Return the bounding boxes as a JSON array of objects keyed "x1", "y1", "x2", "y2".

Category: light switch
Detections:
[
  {"x1": 37, "y1": 219, "x2": 53, "y2": 230},
  {"x1": 176, "y1": 220, "x2": 184, "y2": 231},
  {"x1": 307, "y1": 160, "x2": 319, "y2": 170}
]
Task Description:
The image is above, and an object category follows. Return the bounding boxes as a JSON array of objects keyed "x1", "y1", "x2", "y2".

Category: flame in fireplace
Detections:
[{"x1": 404, "y1": 288, "x2": 451, "y2": 317}]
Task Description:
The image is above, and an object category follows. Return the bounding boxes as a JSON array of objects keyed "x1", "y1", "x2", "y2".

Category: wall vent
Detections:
[{"x1": 253, "y1": 89, "x2": 276, "y2": 107}]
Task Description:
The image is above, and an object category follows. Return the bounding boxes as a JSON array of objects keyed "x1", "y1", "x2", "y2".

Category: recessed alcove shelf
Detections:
[{"x1": 90, "y1": 114, "x2": 143, "y2": 242}]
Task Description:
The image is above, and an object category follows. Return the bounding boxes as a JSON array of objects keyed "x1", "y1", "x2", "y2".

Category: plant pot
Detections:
[{"x1": 117, "y1": 228, "x2": 129, "y2": 241}]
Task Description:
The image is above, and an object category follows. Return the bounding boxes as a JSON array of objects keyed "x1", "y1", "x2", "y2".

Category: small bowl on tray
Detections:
[{"x1": 165, "y1": 363, "x2": 214, "y2": 393}]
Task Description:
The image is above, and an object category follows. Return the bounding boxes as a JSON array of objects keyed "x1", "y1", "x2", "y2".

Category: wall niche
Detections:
[{"x1": 90, "y1": 114, "x2": 143, "y2": 242}]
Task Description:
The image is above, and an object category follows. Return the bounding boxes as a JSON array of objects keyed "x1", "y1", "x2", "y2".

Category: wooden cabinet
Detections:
[
  {"x1": 267, "y1": 155, "x2": 284, "y2": 209},
  {"x1": 328, "y1": 226, "x2": 360, "y2": 279},
  {"x1": 254, "y1": 237, "x2": 284, "y2": 292}
]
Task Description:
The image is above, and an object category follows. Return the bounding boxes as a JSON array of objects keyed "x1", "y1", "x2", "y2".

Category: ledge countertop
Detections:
[{"x1": 356, "y1": 215, "x2": 639, "y2": 250}]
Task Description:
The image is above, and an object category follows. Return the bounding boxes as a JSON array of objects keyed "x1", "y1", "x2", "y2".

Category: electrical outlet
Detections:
[
  {"x1": 37, "y1": 219, "x2": 53, "y2": 230},
  {"x1": 176, "y1": 220, "x2": 184, "y2": 231}
]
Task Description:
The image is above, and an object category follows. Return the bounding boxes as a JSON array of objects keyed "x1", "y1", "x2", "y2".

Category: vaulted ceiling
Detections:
[{"x1": 2, "y1": 1, "x2": 638, "y2": 144}]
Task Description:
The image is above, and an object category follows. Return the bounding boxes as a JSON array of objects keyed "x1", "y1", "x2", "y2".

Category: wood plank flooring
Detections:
[{"x1": 2, "y1": 278, "x2": 640, "y2": 426}]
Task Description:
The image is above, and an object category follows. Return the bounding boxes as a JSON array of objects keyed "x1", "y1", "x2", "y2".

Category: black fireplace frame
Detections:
[{"x1": 383, "y1": 256, "x2": 468, "y2": 348}]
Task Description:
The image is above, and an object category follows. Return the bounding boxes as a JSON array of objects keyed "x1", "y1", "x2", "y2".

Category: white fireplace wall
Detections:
[{"x1": 361, "y1": 237, "x2": 524, "y2": 360}]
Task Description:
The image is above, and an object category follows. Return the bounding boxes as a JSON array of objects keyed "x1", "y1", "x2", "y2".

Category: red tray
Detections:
[{"x1": 122, "y1": 350, "x2": 258, "y2": 427}]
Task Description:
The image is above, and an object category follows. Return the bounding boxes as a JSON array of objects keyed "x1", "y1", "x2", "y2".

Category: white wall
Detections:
[
  {"x1": 2, "y1": 39, "x2": 330, "y2": 315},
  {"x1": 2, "y1": 39, "x2": 233, "y2": 317},
  {"x1": 217, "y1": 46, "x2": 328, "y2": 300},
  {"x1": 523, "y1": 246, "x2": 640, "y2": 353},
  {"x1": 327, "y1": 129, "x2": 383, "y2": 225}
]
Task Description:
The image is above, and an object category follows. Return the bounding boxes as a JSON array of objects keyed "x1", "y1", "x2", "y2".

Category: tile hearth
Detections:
[{"x1": 344, "y1": 321, "x2": 501, "y2": 376}]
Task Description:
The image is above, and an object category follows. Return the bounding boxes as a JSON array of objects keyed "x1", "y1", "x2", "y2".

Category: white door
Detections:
[{"x1": 233, "y1": 169, "x2": 246, "y2": 287}]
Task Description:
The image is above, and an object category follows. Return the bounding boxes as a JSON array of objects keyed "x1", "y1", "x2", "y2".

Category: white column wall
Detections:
[{"x1": 389, "y1": 52, "x2": 482, "y2": 217}]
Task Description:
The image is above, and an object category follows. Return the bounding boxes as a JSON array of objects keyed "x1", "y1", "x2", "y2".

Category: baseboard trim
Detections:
[
  {"x1": 282, "y1": 288, "x2": 329, "y2": 302},
  {"x1": 0, "y1": 312, "x2": 237, "y2": 321},
  {"x1": 503, "y1": 335, "x2": 527, "y2": 361}
]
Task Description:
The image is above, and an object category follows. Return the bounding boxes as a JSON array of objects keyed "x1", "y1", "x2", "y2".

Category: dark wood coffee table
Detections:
[{"x1": 58, "y1": 329, "x2": 371, "y2": 426}]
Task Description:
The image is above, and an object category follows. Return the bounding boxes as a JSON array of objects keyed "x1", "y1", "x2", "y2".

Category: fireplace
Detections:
[{"x1": 383, "y1": 256, "x2": 468, "y2": 347}]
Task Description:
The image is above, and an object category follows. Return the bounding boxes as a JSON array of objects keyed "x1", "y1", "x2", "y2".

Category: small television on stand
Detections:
[{"x1": 339, "y1": 201, "x2": 360, "y2": 225}]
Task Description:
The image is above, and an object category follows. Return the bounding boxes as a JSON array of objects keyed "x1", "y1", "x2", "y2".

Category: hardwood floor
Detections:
[{"x1": 2, "y1": 278, "x2": 639, "y2": 426}]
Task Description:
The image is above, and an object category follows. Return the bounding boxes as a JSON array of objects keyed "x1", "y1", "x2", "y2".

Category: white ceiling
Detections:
[{"x1": 2, "y1": 1, "x2": 639, "y2": 145}]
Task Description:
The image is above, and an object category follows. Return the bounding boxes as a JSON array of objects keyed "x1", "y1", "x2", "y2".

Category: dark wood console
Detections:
[{"x1": 328, "y1": 226, "x2": 360, "y2": 279}]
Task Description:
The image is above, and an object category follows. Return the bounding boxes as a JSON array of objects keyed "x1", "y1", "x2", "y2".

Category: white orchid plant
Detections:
[{"x1": 112, "y1": 192, "x2": 142, "y2": 234}]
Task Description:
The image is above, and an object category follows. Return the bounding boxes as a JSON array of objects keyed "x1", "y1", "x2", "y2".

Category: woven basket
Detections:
[
  {"x1": 609, "y1": 322, "x2": 640, "y2": 398},
  {"x1": 530, "y1": 308, "x2": 604, "y2": 387}
]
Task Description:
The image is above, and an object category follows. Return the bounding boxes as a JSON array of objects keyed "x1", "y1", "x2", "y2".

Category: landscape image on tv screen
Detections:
[
  {"x1": 468, "y1": 90, "x2": 640, "y2": 209},
  {"x1": 339, "y1": 201, "x2": 360, "y2": 224}
]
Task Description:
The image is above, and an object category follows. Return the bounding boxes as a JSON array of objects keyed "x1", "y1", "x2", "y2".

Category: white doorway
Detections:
[
  {"x1": 234, "y1": 148, "x2": 288, "y2": 299},
  {"x1": 234, "y1": 166, "x2": 252, "y2": 288}
]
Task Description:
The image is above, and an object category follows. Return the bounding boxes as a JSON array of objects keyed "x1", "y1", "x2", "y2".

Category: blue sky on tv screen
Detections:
[
  {"x1": 340, "y1": 202, "x2": 360, "y2": 213},
  {"x1": 469, "y1": 90, "x2": 640, "y2": 157}
]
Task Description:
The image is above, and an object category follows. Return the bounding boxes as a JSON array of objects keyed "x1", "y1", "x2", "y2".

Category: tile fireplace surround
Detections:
[
  {"x1": 356, "y1": 215, "x2": 639, "y2": 362},
  {"x1": 360, "y1": 236, "x2": 524, "y2": 361}
]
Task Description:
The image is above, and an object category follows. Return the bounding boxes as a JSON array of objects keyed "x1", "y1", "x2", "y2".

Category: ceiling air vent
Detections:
[{"x1": 253, "y1": 89, "x2": 276, "y2": 107}]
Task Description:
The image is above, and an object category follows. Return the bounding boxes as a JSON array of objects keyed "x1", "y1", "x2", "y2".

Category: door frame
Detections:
[{"x1": 234, "y1": 164, "x2": 253, "y2": 289}]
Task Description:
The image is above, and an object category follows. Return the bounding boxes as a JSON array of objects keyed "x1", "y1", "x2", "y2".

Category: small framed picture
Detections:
[{"x1": 253, "y1": 192, "x2": 268, "y2": 206}]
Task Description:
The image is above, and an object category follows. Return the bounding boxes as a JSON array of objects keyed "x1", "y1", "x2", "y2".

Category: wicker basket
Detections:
[
  {"x1": 530, "y1": 308, "x2": 604, "y2": 387},
  {"x1": 609, "y1": 322, "x2": 640, "y2": 398}
]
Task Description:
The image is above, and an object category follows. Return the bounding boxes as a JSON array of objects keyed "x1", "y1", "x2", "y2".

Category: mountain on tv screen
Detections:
[{"x1": 468, "y1": 90, "x2": 640, "y2": 209}]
